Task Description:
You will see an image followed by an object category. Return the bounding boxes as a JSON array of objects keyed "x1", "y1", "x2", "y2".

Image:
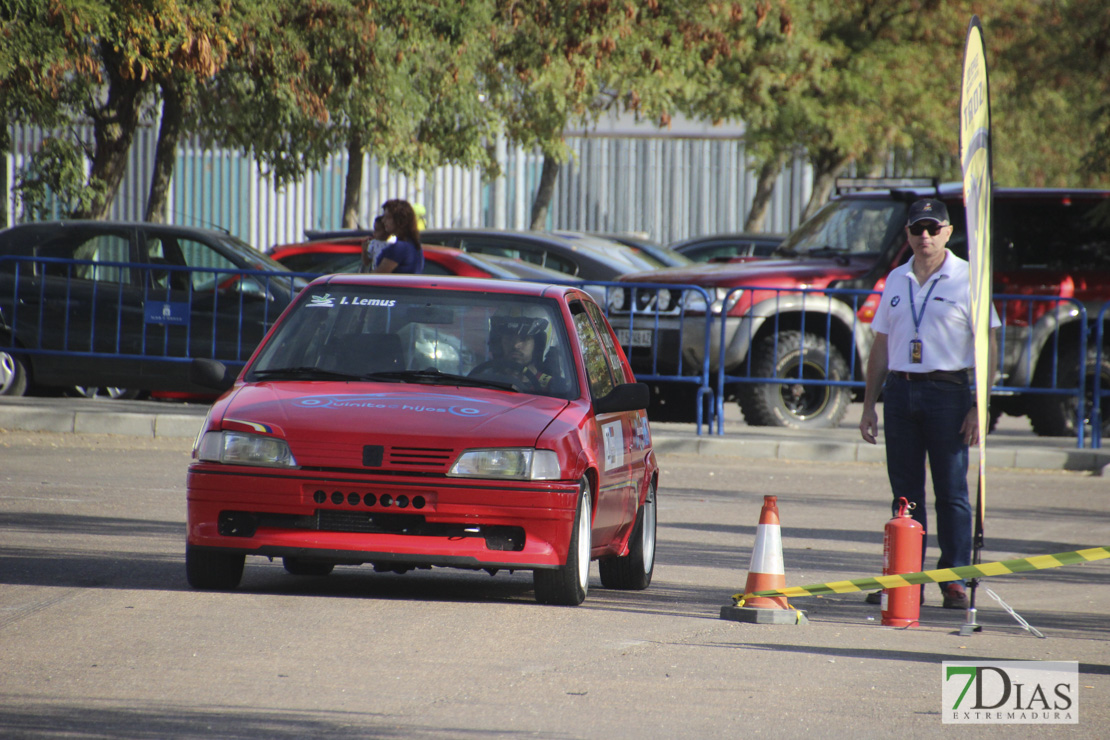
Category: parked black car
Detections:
[
  {"x1": 670, "y1": 232, "x2": 785, "y2": 263},
  {"x1": 306, "y1": 227, "x2": 660, "y2": 281},
  {"x1": 0, "y1": 221, "x2": 303, "y2": 397},
  {"x1": 580, "y1": 231, "x2": 693, "y2": 267}
]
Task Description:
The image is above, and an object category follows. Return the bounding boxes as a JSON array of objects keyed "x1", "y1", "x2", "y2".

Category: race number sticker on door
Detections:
[{"x1": 602, "y1": 421, "x2": 624, "y2": 470}]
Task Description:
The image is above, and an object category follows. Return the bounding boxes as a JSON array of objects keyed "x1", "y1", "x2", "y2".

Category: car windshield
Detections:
[
  {"x1": 248, "y1": 285, "x2": 579, "y2": 400},
  {"x1": 775, "y1": 199, "x2": 908, "y2": 257}
]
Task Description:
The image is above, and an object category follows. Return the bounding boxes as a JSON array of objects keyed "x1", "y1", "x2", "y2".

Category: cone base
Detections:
[{"x1": 720, "y1": 605, "x2": 809, "y2": 625}]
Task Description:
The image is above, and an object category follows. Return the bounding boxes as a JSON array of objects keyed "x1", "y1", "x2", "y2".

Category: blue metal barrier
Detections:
[
  {"x1": 595, "y1": 281, "x2": 717, "y2": 435},
  {"x1": 0, "y1": 255, "x2": 305, "y2": 391},
  {"x1": 1091, "y1": 301, "x2": 1109, "y2": 448},
  {"x1": 599, "y1": 278, "x2": 1104, "y2": 448},
  {"x1": 993, "y1": 295, "x2": 1090, "y2": 447},
  {"x1": 712, "y1": 285, "x2": 876, "y2": 431},
  {"x1": 2, "y1": 258, "x2": 1103, "y2": 448}
]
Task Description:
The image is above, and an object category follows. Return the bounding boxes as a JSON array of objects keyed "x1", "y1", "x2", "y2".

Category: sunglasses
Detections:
[{"x1": 909, "y1": 222, "x2": 946, "y2": 236}]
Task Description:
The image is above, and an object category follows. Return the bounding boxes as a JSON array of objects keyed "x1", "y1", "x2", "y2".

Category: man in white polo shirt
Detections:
[{"x1": 859, "y1": 198, "x2": 999, "y2": 610}]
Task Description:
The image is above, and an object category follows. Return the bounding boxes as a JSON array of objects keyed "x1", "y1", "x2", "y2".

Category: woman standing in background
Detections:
[{"x1": 374, "y1": 199, "x2": 424, "y2": 274}]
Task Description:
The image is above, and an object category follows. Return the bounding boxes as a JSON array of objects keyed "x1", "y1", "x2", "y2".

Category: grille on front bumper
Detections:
[
  {"x1": 217, "y1": 510, "x2": 525, "y2": 551},
  {"x1": 294, "y1": 441, "x2": 457, "y2": 472}
]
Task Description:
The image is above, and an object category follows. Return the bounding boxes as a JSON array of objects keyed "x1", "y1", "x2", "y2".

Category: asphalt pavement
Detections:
[{"x1": 0, "y1": 395, "x2": 1106, "y2": 473}]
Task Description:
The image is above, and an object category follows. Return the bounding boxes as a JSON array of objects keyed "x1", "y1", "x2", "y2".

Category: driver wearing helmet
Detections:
[{"x1": 470, "y1": 313, "x2": 564, "y2": 393}]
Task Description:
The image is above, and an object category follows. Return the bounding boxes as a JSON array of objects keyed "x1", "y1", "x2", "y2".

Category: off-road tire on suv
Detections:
[
  {"x1": 738, "y1": 331, "x2": 852, "y2": 429},
  {"x1": 1028, "y1": 345, "x2": 1110, "y2": 437}
]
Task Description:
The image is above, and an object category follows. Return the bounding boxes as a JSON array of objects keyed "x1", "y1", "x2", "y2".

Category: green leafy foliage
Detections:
[
  {"x1": 13, "y1": 137, "x2": 106, "y2": 219},
  {"x1": 3, "y1": 0, "x2": 1109, "y2": 226}
]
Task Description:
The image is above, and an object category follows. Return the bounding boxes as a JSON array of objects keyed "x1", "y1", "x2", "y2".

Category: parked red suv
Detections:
[{"x1": 608, "y1": 179, "x2": 1110, "y2": 436}]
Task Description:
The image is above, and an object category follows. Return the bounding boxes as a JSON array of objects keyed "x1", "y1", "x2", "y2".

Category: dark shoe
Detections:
[{"x1": 942, "y1": 584, "x2": 969, "y2": 609}]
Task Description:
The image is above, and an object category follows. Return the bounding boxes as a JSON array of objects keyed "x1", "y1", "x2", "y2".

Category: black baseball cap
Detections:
[{"x1": 907, "y1": 198, "x2": 949, "y2": 225}]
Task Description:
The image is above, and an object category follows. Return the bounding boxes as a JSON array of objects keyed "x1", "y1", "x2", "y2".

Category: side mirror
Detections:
[
  {"x1": 594, "y1": 382, "x2": 650, "y2": 414},
  {"x1": 189, "y1": 358, "x2": 235, "y2": 391}
]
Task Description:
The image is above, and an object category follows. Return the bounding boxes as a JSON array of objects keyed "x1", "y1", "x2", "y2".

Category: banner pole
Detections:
[{"x1": 959, "y1": 14, "x2": 993, "y2": 636}]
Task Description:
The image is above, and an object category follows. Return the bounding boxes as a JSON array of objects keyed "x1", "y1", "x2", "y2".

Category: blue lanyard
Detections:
[{"x1": 907, "y1": 275, "x2": 941, "y2": 337}]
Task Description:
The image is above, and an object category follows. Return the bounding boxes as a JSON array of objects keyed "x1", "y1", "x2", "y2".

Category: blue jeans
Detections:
[{"x1": 882, "y1": 374, "x2": 974, "y2": 592}]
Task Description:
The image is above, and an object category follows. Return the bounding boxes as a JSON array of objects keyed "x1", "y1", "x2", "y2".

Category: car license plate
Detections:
[{"x1": 617, "y1": 329, "x2": 653, "y2": 347}]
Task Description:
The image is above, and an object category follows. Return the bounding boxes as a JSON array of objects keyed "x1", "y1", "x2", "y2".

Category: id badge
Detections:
[{"x1": 909, "y1": 338, "x2": 923, "y2": 364}]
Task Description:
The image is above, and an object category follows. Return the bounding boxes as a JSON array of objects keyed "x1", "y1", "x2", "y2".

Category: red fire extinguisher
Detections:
[{"x1": 881, "y1": 497, "x2": 924, "y2": 628}]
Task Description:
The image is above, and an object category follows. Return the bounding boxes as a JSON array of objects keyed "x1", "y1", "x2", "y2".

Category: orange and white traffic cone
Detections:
[
  {"x1": 720, "y1": 495, "x2": 808, "y2": 625},
  {"x1": 741, "y1": 495, "x2": 789, "y2": 609}
]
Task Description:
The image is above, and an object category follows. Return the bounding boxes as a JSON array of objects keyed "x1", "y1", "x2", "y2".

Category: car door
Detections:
[
  {"x1": 139, "y1": 229, "x2": 276, "y2": 389},
  {"x1": 583, "y1": 298, "x2": 647, "y2": 533},
  {"x1": 569, "y1": 298, "x2": 636, "y2": 547},
  {"x1": 23, "y1": 224, "x2": 146, "y2": 389}
]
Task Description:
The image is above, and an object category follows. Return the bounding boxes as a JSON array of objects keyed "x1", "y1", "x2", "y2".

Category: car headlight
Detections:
[
  {"x1": 681, "y1": 288, "x2": 718, "y2": 313},
  {"x1": 448, "y1": 448, "x2": 561, "y2": 480},
  {"x1": 682, "y1": 288, "x2": 743, "y2": 315},
  {"x1": 716, "y1": 288, "x2": 743, "y2": 315},
  {"x1": 196, "y1": 431, "x2": 297, "y2": 468},
  {"x1": 607, "y1": 288, "x2": 627, "y2": 312}
]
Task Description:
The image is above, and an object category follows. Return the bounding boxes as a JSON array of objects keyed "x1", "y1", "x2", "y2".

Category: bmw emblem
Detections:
[{"x1": 891, "y1": 296, "x2": 901, "y2": 307}]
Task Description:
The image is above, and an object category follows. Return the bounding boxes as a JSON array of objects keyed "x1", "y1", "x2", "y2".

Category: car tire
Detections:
[
  {"x1": 738, "y1": 330, "x2": 851, "y2": 429},
  {"x1": 1029, "y1": 344, "x2": 1110, "y2": 437},
  {"x1": 282, "y1": 557, "x2": 335, "y2": 576},
  {"x1": 0, "y1": 349, "x2": 29, "y2": 397},
  {"x1": 533, "y1": 478, "x2": 592, "y2": 606},
  {"x1": 185, "y1": 544, "x2": 245, "y2": 590},
  {"x1": 599, "y1": 481, "x2": 656, "y2": 590}
]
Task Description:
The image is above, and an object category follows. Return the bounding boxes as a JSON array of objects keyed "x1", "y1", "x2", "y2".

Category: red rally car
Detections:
[{"x1": 186, "y1": 274, "x2": 658, "y2": 605}]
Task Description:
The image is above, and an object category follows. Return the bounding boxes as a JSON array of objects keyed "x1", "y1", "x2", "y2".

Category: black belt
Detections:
[{"x1": 893, "y1": 369, "x2": 970, "y2": 384}]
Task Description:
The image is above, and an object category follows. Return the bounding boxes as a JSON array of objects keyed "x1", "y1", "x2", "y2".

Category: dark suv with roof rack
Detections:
[{"x1": 608, "y1": 178, "x2": 1110, "y2": 436}]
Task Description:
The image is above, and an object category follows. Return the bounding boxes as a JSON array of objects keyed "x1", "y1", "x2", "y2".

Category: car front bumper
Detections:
[{"x1": 186, "y1": 466, "x2": 582, "y2": 570}]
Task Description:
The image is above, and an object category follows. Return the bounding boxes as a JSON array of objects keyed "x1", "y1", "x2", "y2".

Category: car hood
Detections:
[
  {"x1": 618, "y1": 255, "x2": 878, "y2": 288},
  {"x1": 212, "y1": 382, "x2": 571, "y2": 470}
]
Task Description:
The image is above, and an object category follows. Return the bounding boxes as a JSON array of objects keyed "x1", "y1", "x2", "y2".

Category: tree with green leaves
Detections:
[
  {"x1": 648, "y1": 0, "x2": 811, "y2": 231},
  {"x1": 199, "y1": 0, "x2": 499, "y2": 229},
  {"x1": 989, "y1": 0, "x2": 1110, "y2": 187},
  {"x1": 1, "y1": 0, "x2": 242, "y2": 220},
  {"x1": 480, "y1": 0, "x2": 644, "y2": 229}
]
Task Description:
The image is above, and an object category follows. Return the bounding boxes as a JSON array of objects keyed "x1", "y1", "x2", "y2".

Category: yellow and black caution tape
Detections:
[{"x1": 732, "y1": 546, "x2": 1110, "y2": 606}]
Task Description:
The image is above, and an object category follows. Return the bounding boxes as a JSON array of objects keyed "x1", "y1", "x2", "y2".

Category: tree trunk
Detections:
[
  {"x1": 145, "y1": 78, "x2": 185, "y2": 224},
  {"x1": 529, "y1": 153, "x2": 560, "y2": 230},
  {"x1": 800, "y1": 149, "x2": 851, "y2": 222},
  {"x1": 744, "y1": 151, "x2": 788, "y2": 232},
  {"x1": 78, "y1": 42, "x2": 147, "y2": 220},
  {"x1": 342, "y1": 128, "x2": 364, "y2": 228}
]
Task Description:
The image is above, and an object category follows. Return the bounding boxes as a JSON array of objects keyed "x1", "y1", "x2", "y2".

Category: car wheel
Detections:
[
  {"x1": 738, "y1": 330, "x2": 851, "y2": 429},
  {"x1": 599, "y1": 481, "x2": 656, "y2": 590},
  {"x1": 282, "y1": 557, "x2": 335, "y2": 576},
  {"x1": 533, "y1": 478, "x2": 592, "y2": 606},
  {"x1": 0, "y1": 350, "x2": 29, "y2": 397},
  {"x1": 1029, "y1": 344, "x2": 1110, "y2": 437},
  {"x1": 185, "y1": 544, "x2": 245, "y2": 590},
  {"x1": 71, "y1": 386, "x2": 143, "y2": 400}
]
